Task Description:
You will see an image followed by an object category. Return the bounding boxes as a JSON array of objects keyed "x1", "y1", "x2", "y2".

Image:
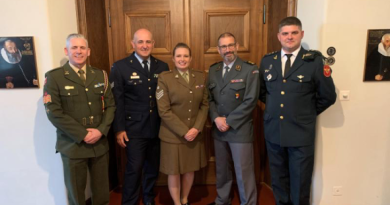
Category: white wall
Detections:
[
  {"x1": 298, "y1": 0, "x2": 390, "y2": 205},
  {"x1": 0, "y1": 0, "x2": 77, "y2": 204}
]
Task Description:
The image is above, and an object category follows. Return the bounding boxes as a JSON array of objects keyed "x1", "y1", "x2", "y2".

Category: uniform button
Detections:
[
  {"x1": 85, "y1": 88, "x2": 89, "y2": 91},
  {"x1": 190, "y1": 91, "x2": 193, "y2": 94},
  {"x1": 134, "y1": 83, "x2": 137, "y2": 85},
  {"x1": 149, "y1": 87, "x2": 151, "y2": 90},
  {"x1": 188, "y1": 118, "x2": 190, "y2": 121},
  {"x1": 150, "y1": 110, "x2": 152, "y2": 113},
  {"x1": 280, "y1": 116, "x2": 284, "y2": 120},
  {"x1": 189, "y1": 101, "x2": 192, "y2": 103},
  {"x1": 149, "y1": 96, "x2": 152, "y2": 98},
  {"x1": 281, "y1": 91, "x2": 285, "y2": 95},
  {"x1": 283, "y1": 79, "x2": 287, "y2": 83},
  {"x1": 88, "y1": 102, "x2": 92, "y2": 105},
  {"x1": 148, "y1": 79, "x2": 151, "y2": 81},
  {"x1": 189, "y1": 109, "x2": 191, "y2": 112},
  {"x1": 128, "y1": 116, "x2": 131, "y2": 119},
  {"x1": 101, "y1": 91, "x2": 103, "y2": 93},
  {"x1": 68, "y1": 93, "x2": 70, "y2": 95},
  {"x1": 281, "y1": 104, "x2": 284, "y2": 108}
]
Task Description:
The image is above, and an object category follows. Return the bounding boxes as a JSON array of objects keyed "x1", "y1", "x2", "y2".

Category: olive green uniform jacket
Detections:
[
  {"x1": 156, "y1": 69, "x2": 209, "y2": 144},
  {"x1": 44, "y1": 62, "x2": 116, "y2": 158}
]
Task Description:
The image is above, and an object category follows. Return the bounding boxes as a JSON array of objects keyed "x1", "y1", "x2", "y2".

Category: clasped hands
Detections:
[
  {"x1": 84, "y1": 128, "x2": 103, "y2": 144},
  {"x1": 214, "y1": 117, "x2": 230, "y2": 132},
  {"x1": 184, "y1": 128, "x2": 199, "y2": 142}
]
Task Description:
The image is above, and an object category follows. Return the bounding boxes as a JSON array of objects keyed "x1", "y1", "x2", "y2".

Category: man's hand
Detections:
[
  {"x1": 184, "y1": 128, "x2": 199, "y2": 142},
  {"x1": 116, "y1": 131, "x2": 129, "y2": 148},
  {"x1": 84, "y1": 128, "x2": 103, "y2": 144},
  {"x1": 214, "y1": 117, "x2": 230, "y2": 132}
]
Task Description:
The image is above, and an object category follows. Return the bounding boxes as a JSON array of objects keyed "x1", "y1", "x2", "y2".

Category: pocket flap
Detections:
[
  {"x1": 60, "y1": 89, "x2": 79, "y2": 96},
  {"x1": 230, "y1": 83, "x2": 246, "y2": 91}
]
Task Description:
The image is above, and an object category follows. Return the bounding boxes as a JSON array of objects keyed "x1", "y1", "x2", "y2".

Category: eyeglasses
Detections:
[{"x1": 218, "y1": 43, "x2": 236, "y2": 51}]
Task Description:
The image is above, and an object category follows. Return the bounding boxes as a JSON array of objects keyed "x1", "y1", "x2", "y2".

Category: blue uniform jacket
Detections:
[
  {"x1": 259, "y1": 48, "x2": 336, "y2": 147},
  {"x1": 109, "y1": 52, "x2": 169, "y2": 138}
]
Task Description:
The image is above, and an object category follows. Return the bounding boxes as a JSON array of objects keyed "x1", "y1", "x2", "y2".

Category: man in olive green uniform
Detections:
[{"x1": 44, "y1": 34, "x2": 116, "y2": 205}]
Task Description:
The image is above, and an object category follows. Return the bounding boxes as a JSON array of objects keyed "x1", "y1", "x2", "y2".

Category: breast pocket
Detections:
[
  {"x1": 263, "y1": 70, "x2": 278, "y2": 91},
  {"x1": 60, "y1": 89, "x2": 79, "y2": 112},
  {"x1": 290, "y1": 75, "x2": 312, "y2": 93},
  {"x1": 229, "y1": 82, "x2": 246, "y2": 100}
]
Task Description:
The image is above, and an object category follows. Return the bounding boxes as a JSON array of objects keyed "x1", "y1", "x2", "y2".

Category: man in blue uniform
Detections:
[
  {"x1": 109, "y1": 28, "x2": 169, "y2": 205},
  {"x1": 259, "y1": 17, "x2": 336, "y2": 205}
]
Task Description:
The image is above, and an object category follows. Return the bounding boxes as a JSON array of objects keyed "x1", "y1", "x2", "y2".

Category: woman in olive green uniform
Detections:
[{"x1": 156, "y1": 43, "x2": 209, "y2": 205}]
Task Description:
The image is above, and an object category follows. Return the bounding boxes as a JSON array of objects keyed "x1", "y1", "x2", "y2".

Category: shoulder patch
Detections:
[{"x1": 245, "y1": 61, "x2": 255, "y2": 65}]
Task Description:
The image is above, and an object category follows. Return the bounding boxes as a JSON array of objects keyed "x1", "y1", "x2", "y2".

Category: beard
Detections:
[{"x1": 6, "y1": 51, "x2": 22, "y2": 63}]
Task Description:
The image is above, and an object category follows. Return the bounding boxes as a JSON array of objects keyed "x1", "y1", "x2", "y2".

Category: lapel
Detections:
[
  {"x1": 284, "y1": 47, "x2": 305, "y2": 79},
  {"x1": 150, "y1": 55, "x2": 158, "y2": 75},
  {"x1": 63, "y1": 62, "x2": 84, "y2": 86},
  {"x1": 127, "y1": 52, "x2": 148, "y2": 77},
  {"x1": 188, "y1": 69, "x2": 196, "y2": 88},
  {"x1": 221, "y1": 57, "x2": 243, "y2": 89},
  {"x1": 85, "y1": 66, "x2": 97, "y2": 87},
  {"x1": 215, "y1": 62, "x2": 223, "y2": 87},
  {"x1": 274, "y1": 52, "x2": 282, "y2": 77},
  {"x1": 173, "y1": 69, "x2": 190, "y2": 89}
]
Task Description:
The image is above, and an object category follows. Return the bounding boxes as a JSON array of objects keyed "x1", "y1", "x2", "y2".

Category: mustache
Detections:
[{"x1": 224, "y1": 52, "x2": 234, "y2": 56}]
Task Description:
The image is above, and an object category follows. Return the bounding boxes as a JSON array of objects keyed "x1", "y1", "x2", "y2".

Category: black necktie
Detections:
[
  {"x1": 223, "y1": 66, "x2": 229, "y2": 82},
  {"x1": 284, "y1": 54, "x2": 293, "y2": 76},
  {"x1": 142, "y1": 60, "x2": 149, "y2": 75}
]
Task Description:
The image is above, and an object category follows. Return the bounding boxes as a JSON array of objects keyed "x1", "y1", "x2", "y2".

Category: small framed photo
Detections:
[
  {"x1": 363, "y1": 29, "x2": 390, "y2": 81},
  {"x1": 0, "y1": 36, "x2": 39, "y2": 88}
]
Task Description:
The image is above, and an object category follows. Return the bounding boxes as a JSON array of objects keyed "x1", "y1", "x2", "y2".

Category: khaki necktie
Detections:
[
  {"x1": 78, "y1": 69, "x2": 86, "y2": 84},
  {"x1": 182, "y1": 72, "x2": 189, "y2": 83}
]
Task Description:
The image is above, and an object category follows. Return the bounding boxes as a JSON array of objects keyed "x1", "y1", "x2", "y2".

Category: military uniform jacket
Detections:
[
  {"x1": 208, "y1": 57, "x2": 260, "y2": 143},
  {"x1": 156, "y1": 69, "x2": 209, "y2": 144},
  {"x1": 44, "y1": 62, "x2": 116, "y2": 158},
  {"x1": 109, "y1": 52, "x2": 169, "y2": 138},
  {"x1": 259, "y1": 47, "x2": 336, "y2": 147}
]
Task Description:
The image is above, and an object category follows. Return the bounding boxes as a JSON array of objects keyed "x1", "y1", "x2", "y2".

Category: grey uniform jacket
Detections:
[{"x1": 208, "y1": 57, "x2": 260, "y2": 143}]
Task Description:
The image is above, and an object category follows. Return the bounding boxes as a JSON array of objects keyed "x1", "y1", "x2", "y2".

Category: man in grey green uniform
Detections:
[{"x1": 44, "y1": 34, "x2": 116, "y2": 205}]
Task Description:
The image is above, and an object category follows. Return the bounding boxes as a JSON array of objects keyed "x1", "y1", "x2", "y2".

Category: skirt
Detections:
[{"x1": 160, "y1": 139, "x2": 207, "y2": 175}]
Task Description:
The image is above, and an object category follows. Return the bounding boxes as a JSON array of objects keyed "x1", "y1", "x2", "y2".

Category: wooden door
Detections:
[{"x1": 100, "y1": 0, "x2": 296, "y2": 186}]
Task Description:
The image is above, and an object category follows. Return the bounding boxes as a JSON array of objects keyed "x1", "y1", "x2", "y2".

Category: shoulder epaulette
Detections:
[
  {"x1": 210, "y1": 61, "x2": 222, "y2": 67},
  {"x1": 45, "y1": 67, "x2": 61, "y2": 74},
  {"x1": 302, "y1": 49, "x2": 323, "y2": 61},
  {"x1": 245, "y1": 61, "x2": 256, "y2": 65},
  {"x1": 264, "y1": 51, "x2": 278, "y2": 57}
]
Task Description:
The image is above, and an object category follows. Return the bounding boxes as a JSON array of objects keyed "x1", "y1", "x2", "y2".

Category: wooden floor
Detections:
[{"x1": 109, "y1": 183, "x2": 275, "y2": 205}]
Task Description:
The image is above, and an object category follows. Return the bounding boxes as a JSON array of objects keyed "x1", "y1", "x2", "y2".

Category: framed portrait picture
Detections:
[
  {"x1": 363, "y1": 29, "x2": 390, "y2": 82},
  {"x1": 0, "y1": 36, "x2": 39, "y2": 88}
]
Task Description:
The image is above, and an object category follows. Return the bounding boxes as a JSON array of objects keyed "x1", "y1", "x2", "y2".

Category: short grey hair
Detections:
[
  {"x1": 66, "y1": 33, "x2": 88, "y2": 48},
  {"x1": 382, "y1": 33, "x2": 390, "y2": 42}
]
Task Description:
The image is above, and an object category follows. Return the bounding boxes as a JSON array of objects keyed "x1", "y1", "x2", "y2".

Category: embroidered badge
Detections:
[
  {"x1": 154, "y1": 74, "x2": 159, "y2": 78},
  {"x1": 156, "y1": 89, "x2": 164, "y2": 100},
  {"x1": 273, "y1": 55, "x2": 277, "y2": 60},
  {"x1": 267, "y1": 74, "x2": 272, "y2": 81},
  {"x1": 252, "y1": 70, "x2": 259, "y2": 74},
  {"x1": 43, "y1": 92, "x2": 52, "y2": 104},
  {"x1": 235, "y1": 93, "x2": 240, "y2": 99},
  {"x1": 324, "y1": 65, "x2": 331, "y2": 77},
  {"x1": 64, "y1": 70, "x2": 70, "y2": 75},
  {"x1": 231, "y1": 79, "x2": 244, "y2": 83},
  {"x1": 235, "y1": 65, "x2": 241, "y2": 71}
]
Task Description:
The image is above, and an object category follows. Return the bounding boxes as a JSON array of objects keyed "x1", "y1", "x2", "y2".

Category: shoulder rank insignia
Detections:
[
  {"x1": 235, "y1": 65, "x2": 241, "y2": 71},
  {"x1": 273, "y1": 55, "x2": 278, "y2": 60},
  {"x1": 245, "y1": 61, "x2": 255, "y2": 65},
  {"x1": 302, "y1": 49, "x2": 323, "y2": 61},
  {"x1": 264, "y1": 51, "x2": 278, "y2": 57}
]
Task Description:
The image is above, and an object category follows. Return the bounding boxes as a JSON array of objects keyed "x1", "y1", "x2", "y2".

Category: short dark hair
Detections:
[
  {"x1": 279, "y1": 16, "x2": 302, "y2": 31},
  {"x1": 217, "y1": 32, "x2": 236, "y2": 46},
  {"x1": 173, "y1": 42, "x2": 191, "y2": 56}
]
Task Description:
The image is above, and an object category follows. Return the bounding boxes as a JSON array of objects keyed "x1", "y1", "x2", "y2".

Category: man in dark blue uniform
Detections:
[
  {"x1": 259, "y1": 17, "x2": 336, "y2": 205},
  {"x1": 109, "y1": 28, "x2": 169, "y2": 205}
]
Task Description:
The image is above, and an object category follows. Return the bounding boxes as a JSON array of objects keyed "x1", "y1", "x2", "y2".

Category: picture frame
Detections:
[
  {"x1": 363, "y1": 29, "x2": 390, "y2": 82},
  {"x1": 0, "y1": 36, "x2": 39, "y2": 88}
]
